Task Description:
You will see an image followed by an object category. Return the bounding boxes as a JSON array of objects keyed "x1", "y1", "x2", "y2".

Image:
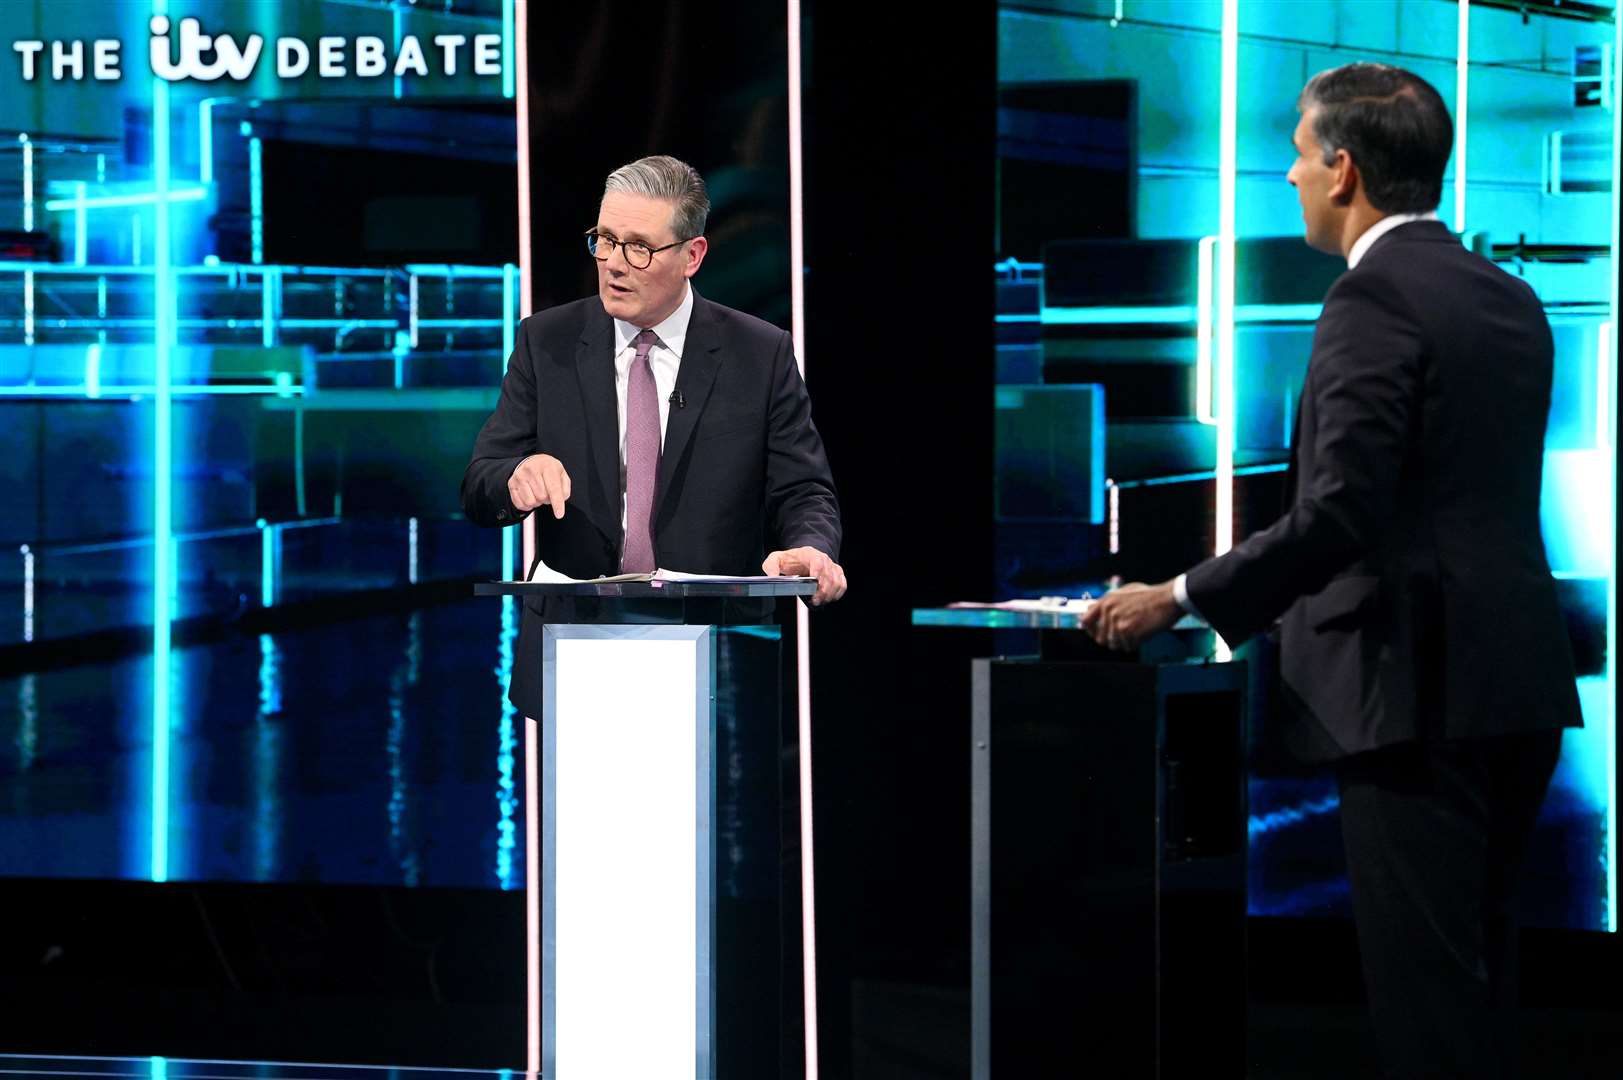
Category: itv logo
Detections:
[{"x1": 9, "y1": 16, "x2": 504, "y2": 84}]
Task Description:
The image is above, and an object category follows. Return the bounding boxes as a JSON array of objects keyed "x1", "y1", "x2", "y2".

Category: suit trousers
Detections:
[{"x1": 1335, "y1": 730, "x2": 1563, "y2": 1080}]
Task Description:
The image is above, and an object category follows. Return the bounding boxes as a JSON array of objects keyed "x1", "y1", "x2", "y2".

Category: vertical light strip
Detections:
[
  {"x1": 22, "y1": 135, "x2": 33, "y2": 346},
  {"x1": 248, "y1": 136, "x2": 264, "y2": 264},
  {"x1": 261, "y1": 267, "x2": 276, "y2": 348},
  {"x1": 20, "y1": 546, "x2": 33, "y2": 644},
  {"x1": 85, "y1": 342, "x2": 102, "y2": 399},
  {"x1": 393, "y1": 3, "x2": 405, "y2": 100},
  {"x1": 503, "y1": 263, "x2": 517, "y2": 360},
  {"x1": 74, "y1": 182, "x2": 88, "y2": 266},
  {"x1": 21, "y1": 134, "x2": 33, "y2": 231},
  {"x1": 1196, "y1": 235, "x2": 1217, "y2": 425},
  {"x1": 1455, "y1": 0, "x2": 1469, "y2": 231},
  {"x1": 1607, "y1": 0, "x2": 1621, "y2": 935},
  {"x1": 409, "y1": 273, "x2": 420, "y2": 348},
  {"x1": 787, "y1": 0, "x2": 819, "y2": 1074},
  {"x1": 198, "y1": 100, "x2": 214, "y2": 185},
  {"x1": 408, "y1": 516, "x2": 419, "y2": 585},
  {"x1": 259, "y1": 519, "x2": 275, "y2": 608},
  {"x1": 513, "y1": 0, "x2": 540, "y2": 1069},
  {"x1": 1107, "y1": 480, "x2": 1120, "y2": 554},
  {"x1": 151, "y1": 0, "x2": 175, "y2": 885},
  {"x1": 1214, "y1": 0, "x2": 1238, "y2": 665},
  {"x1": 502, "y1": 0, "x2": 516, "y2": 100}
]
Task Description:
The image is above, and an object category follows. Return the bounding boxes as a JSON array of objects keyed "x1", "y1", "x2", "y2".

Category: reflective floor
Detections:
[
  {"x1": 0, "y1": 1058, "x2": 526, "y2": 1080},
  {"x1": 0, "y1": 599, "x2": 525, "y2": 889}
]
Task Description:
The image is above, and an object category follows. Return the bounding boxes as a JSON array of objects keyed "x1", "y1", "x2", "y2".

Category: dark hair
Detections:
[{"x1": 1298, "y1": 63, "x2": 1453, "y2": 214}]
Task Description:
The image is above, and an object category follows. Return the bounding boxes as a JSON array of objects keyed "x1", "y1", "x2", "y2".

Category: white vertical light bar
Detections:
[
  {"x1": 74, "y1": 182, "x2": 88, "y2": 265},
  {"x1": 261, "y1": 267, "x2": 277, "y2": 349},
  {"x1": 199, "y1": 99, "x2": 214, "y2": 185},
  {"x1": 249, "y1": 136, "x2": 264, "y2": 264},
  {"x1": 1455, "y1": 0, "x2": 1469, "y2": 231},
  {"x1": 787, "y1": 0, "x2": 820, "y2": 1074},
  {"x1": 514, "y1": 0, "x2": 540, "y2": 1067},
  {"x1": 1603, "y1": 0, "x2": 1616, "y2": 928},
  {"x1": 1214, "y1": 0, "x2": 1238, "y2": 665},
  {"x1": 85, "y1": 342, "x2": 102, "y2": 399},
  {"x1": 1107, "y1": 480, "x2": 1120, "y2": 554},
  {"x1": 21, "y1": 546, "x2": 33, "y2": 644},
  {"x1": 151, "y1": 0, "x2": 175, "y2": 885},
  {"x1": 21, "y1": 135, "x2": 33, "y2": 346},
  {"x1": 502, "y1": 0, "x2": 516, "y2": 100},
  {"x1": 408, "y1": 516, "x2": 419, "y2": 585},
  {"x1": 1196, "y1": 235, "x2": 1217, "y2": 425}
]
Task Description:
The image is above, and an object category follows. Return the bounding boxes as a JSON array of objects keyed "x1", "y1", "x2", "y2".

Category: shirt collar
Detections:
[
  {"x1": 613, "y1": 282, "x2": 693, "y2": 360},
  {"x1": 1347, "y1": 211, "x2": 1440, "y2": 269}
]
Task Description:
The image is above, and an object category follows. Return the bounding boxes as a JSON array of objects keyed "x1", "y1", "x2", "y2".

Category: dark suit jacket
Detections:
[
  {"x1": 1185, "y1": 220, "x2": 1581, "y2": 761},
  {"x1": 461, "y1": 290, "x2": 841, "y2": 718}
]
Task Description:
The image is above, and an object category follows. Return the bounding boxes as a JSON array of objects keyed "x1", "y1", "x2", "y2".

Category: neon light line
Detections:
[
  {"x1": 408, "y1": 517, "x2": 419, "y2": 584},
  {"x1": 502, "y1": 263, "x2": 517, "y2": 362},
  {"x1": 1196, "y1": 235, "x2": 1217, "y2": 425},
  {"x1": 788, "y1": 0, "x2": 819, "y2": 1073},
  {"x1": 1215, "y1": 0, "x2": 1238, "y2": 664},
  {"x1": 74, "y1": 182, "x2": 88, "y2": 265},
  {"x1": 199, "y1": 100, "x2": 214, "y2": 185},
  {"x1": 43, "y1": 187, "x2": 207, "y2": 211},
  {"x1": 20, "y1": 545, "x2": 33, "y2": 644},
  {"x1": 20, "y1": 134, "x2": 33, "y2": 231},
  {"x1": 1603, "y1": 0, "x2": 1616, "y2": 928},
  {"x1": 249, "y1": 137, "x2": 264, "y2": 264},
  {"x1": 514, "y1": 0, "x2": 540, "y2": 1067},
  {"x1": 404, "y1": 263, "x2": 510, "y2": 279},
  {"x1": 1455, "y1": 0, "x2": 1470, "y2": 231},
  {"x1": 0, "y1": 385, "x2": 306, "y2": 398},
  {"x1": 996, "y1": 303, "x2": 1324, "y2": 325},
  {"x1": 502, "y1": 0, "x2": 516, "y2": 100},
  {"x1": 151, "y1": 0, "x2": 174, "y2": 886},
  {"x1": 84, "y1": 343, "x2": 102, "y2": 399}
]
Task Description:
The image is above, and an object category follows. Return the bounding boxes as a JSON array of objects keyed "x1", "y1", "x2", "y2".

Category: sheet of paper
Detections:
[{"x1": 524, "y1": 560, "x2": 812, "y2": 586}]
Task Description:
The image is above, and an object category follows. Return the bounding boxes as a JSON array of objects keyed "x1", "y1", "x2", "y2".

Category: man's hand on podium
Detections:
[
  {"x1": 1081, "y1": 580, "x2": 1181, "y2": 652},
  {"x1": 762, "y1": 546, "x2": 848, "y2": 607},
  {"x1": 509, "y1": 454, "x2": 572, "y2": 520}
]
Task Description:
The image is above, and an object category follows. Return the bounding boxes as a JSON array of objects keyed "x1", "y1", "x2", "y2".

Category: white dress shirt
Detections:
[
  {"x1": 1171, "y1": 211, "x2": 1440, "y2": 619},
  {"x1": 611, "y1": 282, "x2": 692, "y2": 532}
]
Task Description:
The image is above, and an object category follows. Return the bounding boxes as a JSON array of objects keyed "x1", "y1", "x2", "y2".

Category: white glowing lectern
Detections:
[{"x1": 474, "y1": 578, "x2": 818, "y2": 1080}]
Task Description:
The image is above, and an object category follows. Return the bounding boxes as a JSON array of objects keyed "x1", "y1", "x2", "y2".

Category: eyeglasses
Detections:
[{"x1": 584, "y1": 230, "x2": 692, "y2": 270}]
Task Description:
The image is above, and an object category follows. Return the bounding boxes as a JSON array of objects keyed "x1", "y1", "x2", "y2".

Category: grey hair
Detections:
[{"x1": 602, "y1": 155, "x2": 710, "y2": 240}]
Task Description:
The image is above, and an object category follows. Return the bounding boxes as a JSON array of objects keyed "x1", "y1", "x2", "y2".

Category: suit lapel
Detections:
[
  {"x1": 654, "y1": 293, "x2": 724, "y2": 520},
  {"x1": 575, "y1": 308, "x2": 622, "y2": 544}
]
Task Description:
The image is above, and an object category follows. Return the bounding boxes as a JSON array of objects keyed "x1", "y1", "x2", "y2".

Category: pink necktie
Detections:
[{"x1": 622, "y1": 329, "x2": 661, "y2": 573}]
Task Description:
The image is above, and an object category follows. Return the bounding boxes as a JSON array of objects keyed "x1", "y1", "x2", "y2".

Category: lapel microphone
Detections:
[{"x1": 669, "y1": 390, "x2": 685, "y2": 409}]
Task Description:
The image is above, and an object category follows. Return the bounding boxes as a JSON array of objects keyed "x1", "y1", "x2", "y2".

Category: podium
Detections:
[
  {"x1": 913, "y1": 607, "x2": 1248, "y2": 1079},
  {"x1": 477, "y1": 578, "x2": 817, "y2": 1080}
]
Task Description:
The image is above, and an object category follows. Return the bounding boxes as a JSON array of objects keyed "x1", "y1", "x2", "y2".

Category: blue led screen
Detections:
[
  {"x1": 0, "y1": 0, "x2": 527, "y2": 889},
  {"x1": 997, "y1": 0, "x2": 1618, "y2": 931}
]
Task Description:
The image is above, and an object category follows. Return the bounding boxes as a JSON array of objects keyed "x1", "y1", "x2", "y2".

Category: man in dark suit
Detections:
[
  {"x1": 1083, "y1": 64, "x2": 1581, "y2": 1077},
  {"x1": 462, "y1": 155, "x2": 845, "y2": 720}
]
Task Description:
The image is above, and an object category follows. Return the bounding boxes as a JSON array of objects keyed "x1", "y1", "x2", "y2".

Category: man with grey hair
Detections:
[
  {"x1": 462, "y1": 154, "x2": 845, "y2": 719},
  {"x1": 1083, "y1": 64, "x2": 1579, "y2": 1077}
]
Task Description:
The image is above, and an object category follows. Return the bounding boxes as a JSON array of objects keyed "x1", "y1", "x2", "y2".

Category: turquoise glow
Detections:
[
  {"x1": 1609, "y1": 0, "x2": 1621, "y2": 934},
  {"x1": 43, "y1": 187, "x2": 206, "y2": 212},
  {"x1": 150, "y1": 0, "x2": 173, "y2": 886},
  {"x1": 502, "y1": 0, "x2": 516, "y2": 100}
]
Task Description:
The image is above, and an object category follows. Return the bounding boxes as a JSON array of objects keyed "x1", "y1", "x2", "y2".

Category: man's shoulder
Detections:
[
  {"x1": 695, "y1": 295, "x2": 790, "y2": 353},
  {"x1": 519, "y1": 296, "x2": 606, "y2": 344}
]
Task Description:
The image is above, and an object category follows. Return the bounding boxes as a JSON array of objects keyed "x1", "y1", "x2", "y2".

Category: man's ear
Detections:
[
  {"x1": 684, "y1": 235, "x2": 709, "y2": 279},
  {"x1": 1329, "y1": 148, "x2": 1359, "y2": 205}
]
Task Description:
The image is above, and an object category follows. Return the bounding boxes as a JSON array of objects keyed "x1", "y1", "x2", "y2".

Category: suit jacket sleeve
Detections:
[
  {"x1": 460, "y1": 324, "x2": 539, "y2": 528},
  {"x1": 764, "y1": 330, "x2": 843, "y2": 560},
  {"x1": 1184, "y1": 269, "x2": 1422, "y2": 645}
]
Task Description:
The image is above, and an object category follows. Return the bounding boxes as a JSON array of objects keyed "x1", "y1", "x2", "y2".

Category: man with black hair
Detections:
[{"x1": 1083, "y1": 63, "x2": 1580, "y2": 1077}]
